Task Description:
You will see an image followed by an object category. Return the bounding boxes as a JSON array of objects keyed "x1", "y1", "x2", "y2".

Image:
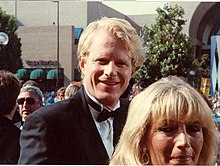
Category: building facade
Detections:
[{"x1": 0, "y1": 0, "x2": 220, "y2": 91}]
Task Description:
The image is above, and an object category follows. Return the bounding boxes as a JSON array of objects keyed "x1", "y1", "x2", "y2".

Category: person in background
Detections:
[
  {"x1": 18, "y1": 17, "x2": 145, "y2": 164},
  {"x1": 56, "y1": 87, "x2": 66, "y2": 101},
  {"x1": 13, "y1": 80, "x2": 41, "y2": 123},
  {"x1": 45, "y1": 91, "x2": 56, "y2": 105},
  {"x1": 131, "y1": 83, "x2": 139, "y2": 99},
  {"x1": 22, "y1": 80, "x2": 40, "y2": 88},
  {"x1": 12, "y1": 104, "x2": 21, "y2": 123},
  {"x1": 0, "y1": 70, "x2": 21, "y2": 164},
  {"x1": 15, "y1": 86, "x2": 43, "y2": 130},
  {"x1": 120, "y1": 85, "x2": 131, "y2": 101},
  {"x1": 65, "y1": 84, "x2": 81, "y2": 99},
  {"x1": 110, "y1": 75, "x2": 218, "y2": 165}
]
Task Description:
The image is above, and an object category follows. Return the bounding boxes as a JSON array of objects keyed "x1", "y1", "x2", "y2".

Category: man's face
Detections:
[
  {"x1": 17, "y1": 91, "x2": 42, "y2": 119},
  {"x1": 80, "y1": 30, "x2": 133, "y2": 109}
]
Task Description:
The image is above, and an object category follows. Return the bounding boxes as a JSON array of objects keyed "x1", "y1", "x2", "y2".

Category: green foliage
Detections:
[
  {"x1": 0, "y1": 7, "x2": 22, "y2": 73},
  {"x1": 134, "y1": 4, "x2": 196, "y2": 87}
]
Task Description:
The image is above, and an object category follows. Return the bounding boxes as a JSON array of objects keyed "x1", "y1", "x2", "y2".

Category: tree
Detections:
[
  {"x1": 0, "y1": 7, "x2": 22, "y2": 73},
  {"x1": 134, "y1": 4, "x2": 196, "y2": 87}
]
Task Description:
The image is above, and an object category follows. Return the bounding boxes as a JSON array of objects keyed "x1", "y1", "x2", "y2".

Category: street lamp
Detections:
[
  {"x1": 52, "y1": 1, "x2": 60, "y2": 89},
  {"x1": 0, "y1": 32, "x2": 9, "y2": 52}
]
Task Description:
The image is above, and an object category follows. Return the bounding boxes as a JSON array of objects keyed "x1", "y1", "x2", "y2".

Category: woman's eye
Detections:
[
  {"x1": 159, "y1": 126, "x2": 175, "y2": 133},
  {"x1": 186, "y1": 125, "x2": 201, "y2": 132}
]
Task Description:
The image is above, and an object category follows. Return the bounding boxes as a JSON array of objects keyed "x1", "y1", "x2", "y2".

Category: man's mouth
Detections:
[{"x1": 101, "y1": 80, "x2": 118, "y2": 86}]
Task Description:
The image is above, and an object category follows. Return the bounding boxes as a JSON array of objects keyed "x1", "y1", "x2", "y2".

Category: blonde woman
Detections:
[{"x1": 110, "y1": 75, "x2": 218, "y2": 165}]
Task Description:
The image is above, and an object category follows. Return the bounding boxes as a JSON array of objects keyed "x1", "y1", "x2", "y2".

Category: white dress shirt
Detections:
[{"x1": 85, "y1": 89, "x2": 120, "y2": 159}]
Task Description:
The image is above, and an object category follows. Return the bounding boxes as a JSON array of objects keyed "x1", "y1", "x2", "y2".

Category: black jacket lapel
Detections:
[
  {"x1": 77, "y1": 87, "x2": 109, "y2": 164},
  {"x1": 113, "y1": 98, "x2": 129, "y2": 147}
]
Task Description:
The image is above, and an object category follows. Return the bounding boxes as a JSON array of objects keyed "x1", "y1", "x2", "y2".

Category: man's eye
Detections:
[
  {"x1": 97, "y1": 59, "x2": 108, "y2": 65},
  {"x1": 117, "y1": 61, "x2": 126, "y2": 66},
  {"x1": 187, "y1": 125, "x2": 201, "y2": 132}
]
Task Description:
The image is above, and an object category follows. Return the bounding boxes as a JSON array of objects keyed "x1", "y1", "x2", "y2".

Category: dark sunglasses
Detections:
[{"x1": 17, "y1": 97, "x2": 39, "y2": 105}]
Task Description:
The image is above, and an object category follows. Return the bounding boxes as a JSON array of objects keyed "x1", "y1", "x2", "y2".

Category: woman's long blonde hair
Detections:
[{"x1": 110, "y1": 75, "x2": 218, "y2": 165}]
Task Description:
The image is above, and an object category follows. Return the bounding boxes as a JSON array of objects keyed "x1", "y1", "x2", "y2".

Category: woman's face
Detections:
[{"x1": 145, "y1": 117, "x2": 204, "y2": 165}]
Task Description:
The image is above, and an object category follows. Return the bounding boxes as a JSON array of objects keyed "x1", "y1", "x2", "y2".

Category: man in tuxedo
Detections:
[
  {"x1": 0, "y1": 70, "x2": 21, "y2": 164},
  {"x1": 18, "y1": 17, "x2": 145, "y2": 164}
]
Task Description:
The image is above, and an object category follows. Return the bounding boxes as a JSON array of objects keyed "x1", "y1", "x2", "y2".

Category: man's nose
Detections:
[
  {"x1": 22, "y1": 101, "x2": 29, "y2": 107},
  {"x1": 104, "y1": 61, "x2": 117, "y2": 77}
]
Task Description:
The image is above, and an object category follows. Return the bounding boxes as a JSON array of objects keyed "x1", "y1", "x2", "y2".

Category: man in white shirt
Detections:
[{"x1": 18, "y1": 17, "x2": 145, "y2": 164}]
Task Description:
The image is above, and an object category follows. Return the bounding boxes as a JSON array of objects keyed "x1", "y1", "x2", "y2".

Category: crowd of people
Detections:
[{"x1": 0, "y1": 17, "x2": 219, "y2": 165}]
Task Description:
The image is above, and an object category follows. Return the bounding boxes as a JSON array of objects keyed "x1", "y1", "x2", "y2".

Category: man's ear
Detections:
[{"x1": 79, "y1": 58, "x2": 86, "y2": 73}]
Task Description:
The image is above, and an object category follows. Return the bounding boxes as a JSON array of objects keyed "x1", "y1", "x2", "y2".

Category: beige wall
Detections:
[
  {"x1": 0, "y1": 1, "x2": 88, "y2": 28},
  {"x1": 18, "y1": 25, "x2": 75, "y2": 86}
]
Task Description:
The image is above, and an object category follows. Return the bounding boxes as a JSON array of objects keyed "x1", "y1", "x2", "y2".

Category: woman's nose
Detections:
[{"x1": 176, "y1": 127, "x2": 190, "y2": 148}]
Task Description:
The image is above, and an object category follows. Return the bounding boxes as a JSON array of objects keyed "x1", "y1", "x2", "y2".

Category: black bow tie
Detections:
[
  {"x1": 97, "y1": 109, "x2": 117, "y2": 122},
  {"x1": 85, "y1": 93, "x2": 118, "y2": 122}
]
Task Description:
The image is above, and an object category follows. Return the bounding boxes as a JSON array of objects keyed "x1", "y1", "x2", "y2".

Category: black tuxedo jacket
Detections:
[
  {"x1": 18, "y1": 87, "x2": 129, "y2": 164},
  {"x1": 0, "y1": 115, "x2": 21, "y2": 164}
]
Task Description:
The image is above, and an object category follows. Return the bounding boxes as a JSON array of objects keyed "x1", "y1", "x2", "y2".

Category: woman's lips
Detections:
[{"x1": 170, "y1": 155, "x2": 191, "y2": 164}]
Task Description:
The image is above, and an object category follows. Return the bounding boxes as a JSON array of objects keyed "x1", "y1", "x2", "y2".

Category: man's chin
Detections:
[{"x1": 97, "y1": 94, "x2": 119, "y2": 106}]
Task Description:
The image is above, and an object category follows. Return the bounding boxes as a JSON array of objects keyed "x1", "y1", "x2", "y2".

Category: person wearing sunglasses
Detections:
[
  {"x1": 15, "y1": 85, "x2": 43, "y2": 130},
  {"x1": 0, "y1": 70, "x2": 21, "y2": 164}
]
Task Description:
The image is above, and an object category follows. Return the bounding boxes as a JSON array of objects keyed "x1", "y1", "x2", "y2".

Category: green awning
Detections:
[
  {"x1": 16, "y1": 69, "x2": 30, "y2": 80},
  {"x1": 30, "y1": 69, "x2": 46, "y2": 79},
  {"x1": 47, "y1": 69, "x2": 64, "y2": 79}
]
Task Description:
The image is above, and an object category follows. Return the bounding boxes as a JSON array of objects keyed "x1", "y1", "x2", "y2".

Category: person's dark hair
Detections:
[
  {"x1": 0, "y1": 70, "x2": 21, "y2": 115},
  {"x1": 22, "y1": 80, "x2": 39, "y2": 88}
]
